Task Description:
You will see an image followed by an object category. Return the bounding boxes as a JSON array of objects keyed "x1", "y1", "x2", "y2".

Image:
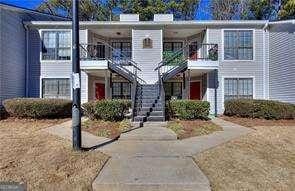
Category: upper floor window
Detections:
[
  {"x1": 42, "y1": 31, "x2": 71, "y2": 60},
  {"x1": 163, "y1": 42, "x2": 183, "y2": 52},
  {"x1": 112, "y1": 42, "x2": 131, "y2": 60},
  {"x1": 143, "y1": 38, "x2": 153, "y2": 48},
  {"x1": 224, "y1": 30, "x2": 253, "y2": 60}
]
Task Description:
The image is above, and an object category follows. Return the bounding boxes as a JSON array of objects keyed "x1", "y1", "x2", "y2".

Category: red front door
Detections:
[
  {"x1": 95, "y1": 83, "x2": 105, "y2": 100},
  {"x1": 190, "y1": 82, "x2": 201, "y2": 100}
]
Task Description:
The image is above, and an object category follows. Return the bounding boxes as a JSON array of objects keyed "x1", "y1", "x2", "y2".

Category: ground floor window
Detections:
[
  {"x1": 112, "y1": 82, "x2": 131, "y2": 99},
  {"x1": 164, "y1": 82, "x2": 182, "y2": 99},
  {"x1": 224, "y1": 78, "x2": 253, "y2": 101},
  {"x1": 42, "y1": 78, "x2": 70, "y2": 99}
]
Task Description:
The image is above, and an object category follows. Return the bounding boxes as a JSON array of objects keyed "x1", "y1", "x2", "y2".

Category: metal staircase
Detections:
[{"x1": 133, "y1": 84, "x2": 165, "y2": 125}]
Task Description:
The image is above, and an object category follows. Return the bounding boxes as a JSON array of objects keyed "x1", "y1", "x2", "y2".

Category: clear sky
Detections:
[{"x1": 0, "y1": 0, "x2": 212, "y2": 20}]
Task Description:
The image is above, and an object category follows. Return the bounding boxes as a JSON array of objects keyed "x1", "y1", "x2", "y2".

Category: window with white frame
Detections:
[
  {"x1": 42, "y1": 31, "x2": 71, "y2": 60},
  {"x1": 224, "y1": 30, "x2": 253, "y2": 60},
  {"x1": 224, "y1": 78, "x2": 253, "y2": 101},
  {"x1": 42, "y1": 78, "x2": 70, "y2": 99},
  {"x1": 112, "y1": 82, "x2": 131, "y2": 99}
]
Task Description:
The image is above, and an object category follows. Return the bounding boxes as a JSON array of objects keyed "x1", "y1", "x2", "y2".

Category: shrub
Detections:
[
  {"x1": 0, "y1": 105, "x2": 8, "y2": 120},
  {"x1": 82, "y1": 99, "x2": 131, "y2": 121},
  {"x1": 3, "y1": 98, "x2": 72, "y2": 119},
  {"x1": 169, "y1": 100, "x2": 210, "y2": 120},
  {"x1": 224, "y1": 99, "x2": 295, "y2": 120}
]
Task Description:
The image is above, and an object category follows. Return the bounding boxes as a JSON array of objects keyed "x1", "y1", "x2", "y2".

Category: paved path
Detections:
[
  {"x1": 42, "y1": 120, "x2": 111, "y2": 148},
  {"x1": 94, "y1": 122, "x2": 211, "y2": 191},
  {"x1": 43, "y1": 118, "x2": 253, "y2": 191}
]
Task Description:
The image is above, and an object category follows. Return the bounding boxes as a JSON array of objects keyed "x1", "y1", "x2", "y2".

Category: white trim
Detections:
[
  {"x1": 221, "y1": 29, "x2": 255, "y2": 62},
  {"x1": 263, "y1": 27, "x2": 266, "y2": 99},
  {"x1": 221, "y1": 76, "x2": 256, "y2": 111},
  {"x1": 40, "y1": 76, "x2": 72, "y2": 99},
  {"x1": 85, "y1": 74, "x2": 88, "y2": 102},
  {"x1": 26, "y1": 20, "x2": 268, "y2": 27},
  {"x1": 206, "y1": 28, "x2": 209, "y2": 43},
  {"x1": 39, "y1": 29, "x2": 72, "y2": 63},
  {"x1": 206, "y1": 73, "x2": 209, "y2": 101}
]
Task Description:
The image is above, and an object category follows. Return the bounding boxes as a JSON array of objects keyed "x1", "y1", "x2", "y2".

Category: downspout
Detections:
[
  {"x1": 262, "y1": 21, "x2": 269, "y2": 99},
  {"x1": 23, "y1": 22, "x2": 29, "y2": 97},
  {"x1": 214, "y1": 69, "x2": 218, "y2": 117}
]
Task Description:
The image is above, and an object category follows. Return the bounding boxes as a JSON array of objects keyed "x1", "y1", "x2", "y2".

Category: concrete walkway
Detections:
[
  {"x1": 43, "y1": 118, "x2": 253, "y2": 191},
  {"x1": 42, "y1": 120, "x2": 111, "y2": 148},
  {"x1": 94, "y1": 122, "x2": 211, "y2": 191}
]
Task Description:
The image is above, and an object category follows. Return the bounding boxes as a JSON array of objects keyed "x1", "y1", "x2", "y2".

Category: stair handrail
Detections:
[
  {"x1": 154, "y1": 43, "x2": 190, "y2": 71},
  {"x1": 80, "y1": 43, "x2": 141, "y2": 71}
]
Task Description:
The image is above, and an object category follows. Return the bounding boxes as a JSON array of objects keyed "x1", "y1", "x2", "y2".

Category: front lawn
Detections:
[
  {"x1": 82, "y1": 119, "x2": 131, "y2": 139},
  {"x1": 167, "y1": 120, "x2": 222, "y2": 139},
  {"x1": 0, "y1": 118, "x2": 108, "y2": 191},
  {"x1": 194, "y1": 125, "x2": 295, "y2": 191},
  {"x1": 221, "y1": 116, "x2": 295, "y2": 128}
]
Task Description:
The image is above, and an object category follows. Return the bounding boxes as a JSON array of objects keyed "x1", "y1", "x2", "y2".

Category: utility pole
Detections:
[{"x1": 72, "y1": 0, "x2": 81, "y2": 150}]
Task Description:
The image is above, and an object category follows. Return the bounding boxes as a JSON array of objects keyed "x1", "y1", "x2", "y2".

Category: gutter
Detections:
[
  {"x1": 262, "y1": 21, "x2": 269, "y2": 99},
  {"x1": 23, "y1": 22, "x2": 29, "y2": 97},
  {"x1": 23, "y1": 20, "x2": 268, "y2": 28}
]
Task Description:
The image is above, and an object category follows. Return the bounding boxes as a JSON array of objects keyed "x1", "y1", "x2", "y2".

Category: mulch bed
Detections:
[
  {"x1": 167, "y1": 119, "x2": 222, "y2": 139},
  {"x1": 82, "y1": 119, "x2": 131, "y2": 139},
  {"x1": 221, "y1": 116, "x2": 295, "y2": 128}
]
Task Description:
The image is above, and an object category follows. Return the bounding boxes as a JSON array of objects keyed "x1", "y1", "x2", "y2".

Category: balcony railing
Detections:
[
  {"x1": 80, "y1": 43, "x2": 132, "y2": 64},
  {"x1": 188, "y1": 43, "x2": 218, "y2": 61},
  {"x1": 161, "y1": 43, "x2": 218, "y2": 65}
]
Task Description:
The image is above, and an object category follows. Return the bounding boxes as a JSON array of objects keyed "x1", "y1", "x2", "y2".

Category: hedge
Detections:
[
  {"x1": 0, "y1": 105, "x2": 8, "y2": 120},
  {"x1": 82, "y1": 99, "x2": 131, "y2": 121},
  {"x1": 224, "y1": 99, "x2": 295, "y2": 120},
  {"x1": 169, "y1": 100, "x2": 210, "y2": 120},
  {"x1": 3, "y1": 98, "x2": 72, "y2": 119}
]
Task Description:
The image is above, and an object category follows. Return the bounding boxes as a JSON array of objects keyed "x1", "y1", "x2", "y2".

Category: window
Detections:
[
  {"x1": 163, "y1": 42, "x2": 183, "y2": 52},
  {"x1": 224, "y1": 78, "x2": 253, "y2": 101},
  {"x1": 112, "y1": 42, "x2": 131, "y2": 60},
  {"x1": 143, "y1": 38, "x2": 153, "y2": 48},
  {"x1": 42, "y1": 78, "x2": 70, "y2": 99},
  {"x1": 112, "y1": 82, "x2": 131, "y2": 99},
  {"x1": 224, "y1": 30, "x2": 253, "y2": 60},
  {"x1": 164, "y1": 82, "x2": 182, "y2": 99},
  {"x1": 42, "y1": 31, "x2": 71, "y2": 60}
]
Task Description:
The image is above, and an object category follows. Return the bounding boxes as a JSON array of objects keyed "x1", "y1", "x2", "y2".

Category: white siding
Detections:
[
  {"x1": 269, "y1": 23, "x2": 295, "y2": 103},
  {"x1": 132, "y1": 29, "x2": 162, "y2": 84},
  {"x1": 208, "y1": 27, "x2": 266, "y2": 114}
]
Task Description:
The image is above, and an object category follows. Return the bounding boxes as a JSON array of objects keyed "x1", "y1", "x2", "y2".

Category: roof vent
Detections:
[
  {"x1": 119, "y1": 14, "x2": 139, "y2": 22},
  {"x1": 153, "y1": 14, "x2": 174, "y2": 21}
]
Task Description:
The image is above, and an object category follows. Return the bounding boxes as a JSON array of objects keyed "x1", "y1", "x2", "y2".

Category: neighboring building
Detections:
[
  {"x1": 0, "y1": 3, "x2": 67, "y2": 104},
  {"x1": 0, "y1": 6, "x2": 294, "y2": 122}
]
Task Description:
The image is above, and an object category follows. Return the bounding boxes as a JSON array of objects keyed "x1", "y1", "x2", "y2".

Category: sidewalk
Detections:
[{"x1": 43, "y1": 118, "x2": 253, "y2": 191}]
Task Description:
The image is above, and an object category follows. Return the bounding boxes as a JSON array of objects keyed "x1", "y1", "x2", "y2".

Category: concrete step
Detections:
[
  {"x1": 149, "y1": 111, "x2": 164, "y2": 116},
  {"x1": 135, "y1": 107, "x2": 151, "y2": 112},
  {"x1": 147, "y1": 116, "x2": 165, "y2": 122},
  {"x1": 136, "y1": 95, "x2": 159, "y2": 100},
  {"x1": 134, "y1": 116, "x2": 147, "y2": 122},
  {"x1": 137, "y1": 99, "x2": 156, "y2": 104},
  {"x1": 137, "y1": 110, "x2": 149, "y2": 116}
]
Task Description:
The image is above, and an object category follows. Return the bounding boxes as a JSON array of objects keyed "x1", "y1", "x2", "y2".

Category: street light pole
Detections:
[{"x1": 72, "y1": 0, "x2": 81, "y2": 150}]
